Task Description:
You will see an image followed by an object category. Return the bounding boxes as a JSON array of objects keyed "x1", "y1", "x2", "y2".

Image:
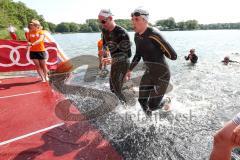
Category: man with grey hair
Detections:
[
  {"x1": 98, "y1": 9, "x2": 132, "y2": 104},
  {"x1": 126, "y1": 8, "x2": 177, "y2": 116}
]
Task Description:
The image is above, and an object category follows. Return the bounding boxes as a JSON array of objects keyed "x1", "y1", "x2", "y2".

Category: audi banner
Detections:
[{"x1": 0, "y1": 39, "x2": 59, "y2": 72}]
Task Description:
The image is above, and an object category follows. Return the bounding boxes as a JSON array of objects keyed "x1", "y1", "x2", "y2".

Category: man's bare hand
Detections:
[
  {"x1": 232, "y1": 125, "x2": 240, "y2": 146},
  {"x1": 125, "y1": 70, "x2": 131, "y2": 81}
]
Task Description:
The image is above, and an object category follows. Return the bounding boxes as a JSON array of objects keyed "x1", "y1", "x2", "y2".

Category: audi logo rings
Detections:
[{"x1": 0, "y1": 45, "x2": 59, "y2": 67}]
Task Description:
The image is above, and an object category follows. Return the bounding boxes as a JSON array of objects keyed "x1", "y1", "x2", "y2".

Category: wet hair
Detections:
[
  {"x1": 224, "y1": 56, "x2": 230, "y2": 61},
  {"x1": 190, "y1": 49, "x2": 195, "y2": 53}
]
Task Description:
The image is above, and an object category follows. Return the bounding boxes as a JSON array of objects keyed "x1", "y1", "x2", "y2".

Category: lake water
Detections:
[{"x1": 52, "y1": 30, "x2": 240, "y2": 160}]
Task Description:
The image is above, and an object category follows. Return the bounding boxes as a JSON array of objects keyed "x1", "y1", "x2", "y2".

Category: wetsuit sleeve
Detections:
[
  {"x1": 149, "y1": 33, "x2": 177, "y2": 60},
  {"x1": 119, "y1": 30, "x2": 132, "y2": 58},
  {"x1": 185, "y1": 55, "x2": 190, "y2": 60},
  {"x1": 129, "y1": 36, "x2": 141, "y2": 71},
  {"x1": 229, "y1": 60, "x2": 239, "y2": 63}
]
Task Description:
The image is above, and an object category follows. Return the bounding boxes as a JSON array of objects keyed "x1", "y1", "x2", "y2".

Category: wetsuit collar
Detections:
[
  {"x1": 108, "y1": 23, "x2": 116, "y2": 32},
  {"x1": 138, "y1": 26, "x2": 151, "y2": 36}
]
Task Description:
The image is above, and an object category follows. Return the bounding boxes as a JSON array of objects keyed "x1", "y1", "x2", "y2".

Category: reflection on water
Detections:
[{"x1": 52, "y1": 30, "x2": 240, "y2": 159}]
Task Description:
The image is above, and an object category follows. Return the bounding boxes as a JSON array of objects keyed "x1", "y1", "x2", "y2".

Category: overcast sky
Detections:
[{"x1": 14, "y1": 0, "x2": 240, "y2": 24}]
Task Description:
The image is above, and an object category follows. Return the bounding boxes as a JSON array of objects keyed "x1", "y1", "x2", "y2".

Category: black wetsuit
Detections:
[
  {"x1": 129, "y1": 27, "x2": 177, "y2": 112},
  {"x1": 102, "y1": 26, "x2": 132, "y2": 103},
  {"x1": 221, "y1": 60, "x2": 240, "y2": 65},
  {"x1": 185, "y1": 53, "x2": 198, "y2": 64}
]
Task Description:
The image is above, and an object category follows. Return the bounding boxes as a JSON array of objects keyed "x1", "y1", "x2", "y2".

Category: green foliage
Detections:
[
  {"x1": 55, "y1": 22, "x2": 70, "y2": 33},
  {"x1": 47, "y1": 22, "x2": 56, "y2": 33},
  {"x1": 156, "y1": 17, "x2": 176, "y2": 30},
  {"x1": 156, "y1": 17, "x2": 240, "y2": 31},
  {"x1": 0, "y1": 0, "x2": 47, "y2": 28},
  {"x1": 177, "y1": 21, "x2": 187, "y2": 30},
  {"x1": 0, "y1": 29, "x2": 10, "y2": 39},
  {"x1": 86, "y1": 19, "x2": 100, "y2": 32},
  {"x1": 0, "y1": 0, "x2": 52, "y2": 39},
  {"x1": 200, "y1": 23, "x2": 240, "y2": 30},
  {"x1": 53, "y1": 19, "x2": 133, "y2": 33},
  {"x1": 0, "y1": 28, "x2": 26, "y2": 40},
  {"x1": 115, "y1": 19, "x2": 132, "y2": 31},
  {"x1": 185, "y1": 20, "x2": 199, "y2": 30},
  {"x1": 69, "y1": 22, "x2": 80, "y2": 32},
  {"x1": 15, "y1": 29, "x2": 26, "y2": 40},
  {"x1": 156, "y1": 18, "x2": 199, "y2": 31},
  {"x1": 79, "y1": 24, "x2": 92, "y2": 32}
]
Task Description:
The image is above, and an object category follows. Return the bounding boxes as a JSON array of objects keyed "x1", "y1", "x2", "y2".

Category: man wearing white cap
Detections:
[
  {"x1": 98, "y1": 9, "x2": 132, "y2": 104},
  {"x1": 126, "y1": 8, "x2": 177, "y2": 116}
]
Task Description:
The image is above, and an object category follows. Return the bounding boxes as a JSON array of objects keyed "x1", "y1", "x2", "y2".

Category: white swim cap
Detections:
[
  {"x1": 131, "y1": 8, "x2": 149, "y2": 21},
  {"x1": 98, "y1": 9, "x2": 114, "y2": 18}
]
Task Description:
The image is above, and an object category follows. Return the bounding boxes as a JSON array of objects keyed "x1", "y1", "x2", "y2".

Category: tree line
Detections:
[
  {"x1": 1, "y1": 0, "x2": 240, "y2": 37},
  {"x1": 156, "y1": 17, "x2": 199, "y2": 30},
  {"x1": 50, "y1": 18, "x2": 240, "y2": 33},
  {"x1": 155, "y1": 17, "x2": 240, "y2": 31},
  {"x1": 51, "y1": 19, "x2": 132, "y2": 33},
  {"x1": 0, "y1": 0, "x2": 48, "y2": 29}
]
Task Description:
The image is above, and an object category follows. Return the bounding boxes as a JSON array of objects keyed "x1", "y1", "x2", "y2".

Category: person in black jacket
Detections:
[
  {"x1": 98, "y1": 9, "x2": 132, "y2": 103},
  {"x1": 126, "y1": 8, "x2": 177, "y2": 116},
  {"x1": 185, "y1": 49, "x2": 198, "y2": 64}
]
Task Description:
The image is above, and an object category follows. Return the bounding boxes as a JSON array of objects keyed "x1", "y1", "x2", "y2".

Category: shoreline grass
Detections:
[{"x1": 0, "y1": 29, "x2": 26, "y2": 40}]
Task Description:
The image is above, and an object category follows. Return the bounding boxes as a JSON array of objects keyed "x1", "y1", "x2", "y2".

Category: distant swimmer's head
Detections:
[
  {"x1": 190, "y1": 49, "x2": 195, "y2": 53},
  {"x1": 98, "y1": 9, "x2": 114, "y2": 30},
  {"x1": 224, "y1": 56, "x2": 230, "y2": 61},
  {"x1": 131, "y1": 8, "x2": 149, "y2": 34},
  {"x1": 223, "y1": 56, "x2": 230, "y2": 65}
]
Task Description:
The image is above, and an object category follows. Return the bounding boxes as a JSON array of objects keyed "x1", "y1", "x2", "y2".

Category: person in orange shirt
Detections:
[
  {"x1": 27, "y1": 19, "x2": 49, "y2": 82},
  {"x1": 97, "y1": 38, "x2": 111, "y2": 72},
  {"x1": 97, "y1": 38, "x2": 104, "y2": 70}
]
